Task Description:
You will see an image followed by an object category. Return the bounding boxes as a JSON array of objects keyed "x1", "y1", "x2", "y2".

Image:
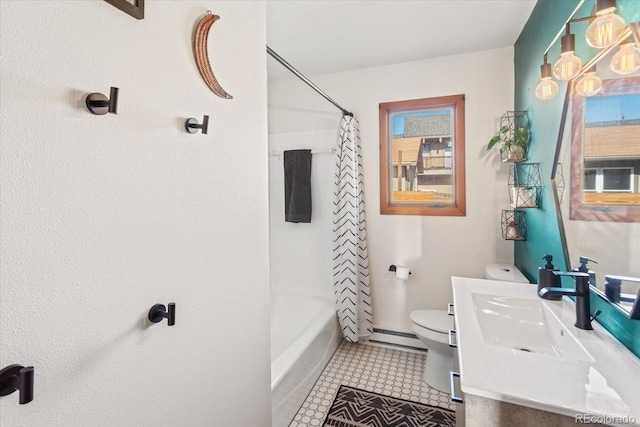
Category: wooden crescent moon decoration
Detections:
[{"x1": 193, "y1": 11, "x2": 233, "y2": 99}]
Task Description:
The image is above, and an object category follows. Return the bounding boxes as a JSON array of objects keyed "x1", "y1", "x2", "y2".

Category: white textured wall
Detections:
[
  {"x1": 269, "y1": 48, "x2": 515, "y2": 332},
  {"x1": 0, "y1": 2, "x2": 270, "y2": 426}
]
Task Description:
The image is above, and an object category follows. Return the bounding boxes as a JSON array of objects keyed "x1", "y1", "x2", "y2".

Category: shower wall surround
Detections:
[
  {"x1": 0, "y1": 1, "x2": 270, "y2": 425},
  {"x1": 269, "y1": 47, "x2": 517, "y2": 334},
  {"x1": 269, "y1": 129, "x2": 337, "y2": 300}
]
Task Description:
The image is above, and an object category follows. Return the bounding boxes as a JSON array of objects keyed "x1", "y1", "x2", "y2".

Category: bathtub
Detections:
[{"x1": 271, "y1": 294, "x2": 342, "y2": 427}]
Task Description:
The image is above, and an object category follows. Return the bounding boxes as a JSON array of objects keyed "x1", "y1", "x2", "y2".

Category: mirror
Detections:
[{"x1": 553, "y1": 22, "x2": 640, "y2": 318}]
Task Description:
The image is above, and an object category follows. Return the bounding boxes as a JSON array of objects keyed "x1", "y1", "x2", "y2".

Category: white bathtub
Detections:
[{"x1": 271, "y1": 294, "x2": 342, "y2": 427}]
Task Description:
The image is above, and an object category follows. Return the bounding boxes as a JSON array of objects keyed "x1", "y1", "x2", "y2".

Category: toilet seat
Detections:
[{"x1": 410, "y1": 309, "x2": 452, "y2": 334}]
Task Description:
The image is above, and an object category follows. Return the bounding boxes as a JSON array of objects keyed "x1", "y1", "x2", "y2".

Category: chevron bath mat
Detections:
[{"x1": 323, "y1": 385, "x2": 456, "y2": 427}]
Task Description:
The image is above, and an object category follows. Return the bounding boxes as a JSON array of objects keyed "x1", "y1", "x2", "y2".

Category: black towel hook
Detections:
[
  {"x1": 86, "y1": 87, "x2": 119, "y2": 115},
  {"x1": 185, "y1": 115, "x2": 209, "y2": 134},
  {"x1": 148, "y1": 303, "x2": 176, "y2": 326},
  {"x1": 0, "y1": 364, "x2": 34, "y2": 404}
]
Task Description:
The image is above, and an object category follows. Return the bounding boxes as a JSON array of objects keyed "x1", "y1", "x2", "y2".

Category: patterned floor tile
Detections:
[{"x1": 288, "y1": 341, "x2": 455, "y2": 427}]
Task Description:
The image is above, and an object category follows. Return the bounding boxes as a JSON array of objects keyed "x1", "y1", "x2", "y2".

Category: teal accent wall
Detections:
[{"x1": 514, "y1": 0, "x2": 640, "y2": 358}]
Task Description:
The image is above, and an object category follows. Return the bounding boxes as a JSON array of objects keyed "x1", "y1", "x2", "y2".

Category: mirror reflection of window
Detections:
[
  {"x1": 582, "y1": 92, "x2": 640, "y2": 205},
  {"x1": 603, "y1": 168, "x2": 632, "y2": 191},
  {"x1": 584, "y1": 169, "x2": 597, "y2": 191}
]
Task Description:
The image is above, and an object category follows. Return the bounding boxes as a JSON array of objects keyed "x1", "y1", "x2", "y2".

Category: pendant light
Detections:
[
  {"x1": 575, "y1": 65, "x2": 603, "y2": 97},
  {"x1": 535, "y1": 56, "x2": 559, "y2": 100},
  {"x1": 585, "y1": 0, "x2": 626, "y2": 48},
  {"x1": 553, "y1": 31, "x2": 582, "y2": 80},
  {"x1": 610, "y1": 42, "x2": 640, "y2": 74}
]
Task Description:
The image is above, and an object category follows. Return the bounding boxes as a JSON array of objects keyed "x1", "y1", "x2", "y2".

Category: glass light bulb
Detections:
[
  {"x1": 575, "y1": 72, "x2": 603, "y2": 97},
  {"x1": 610, "y1": 42, "x2": 640, "y2": 75},
  {"x1": 553, "y1": 51, "x2": 582, "y2": 80},
  {"x1": 585, "y1": 8, "x2": 626, "y2": 48},
  {"x1": 535, "y1": 77, "x2": 559, "y2": 100}
]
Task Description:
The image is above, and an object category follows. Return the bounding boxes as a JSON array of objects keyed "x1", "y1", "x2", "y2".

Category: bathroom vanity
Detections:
[{"x1": 450, "y1": 277, "x2": 640, "y2": 427}]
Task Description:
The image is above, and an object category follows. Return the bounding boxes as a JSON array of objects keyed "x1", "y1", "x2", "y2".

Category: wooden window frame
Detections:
[{"x1": 379, "y1": 95, "x2": 466, "y2": 216}]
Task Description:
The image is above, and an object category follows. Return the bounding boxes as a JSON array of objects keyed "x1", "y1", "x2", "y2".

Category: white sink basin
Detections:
[
  {"x1": 452, "y1": 277, "x2": 640, "y2": 424},
  {"x1": 471, "y1": 293, "x2": 593, "y2": 362}
]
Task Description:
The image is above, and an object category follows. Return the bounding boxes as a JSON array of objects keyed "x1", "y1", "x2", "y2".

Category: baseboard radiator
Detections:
[{"x1": 368, "y1": 328, "x2": 428, "y2": 351}]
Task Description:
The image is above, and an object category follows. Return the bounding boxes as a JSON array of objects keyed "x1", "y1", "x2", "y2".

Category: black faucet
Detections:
[{"x1": 538, "y1": 271, "x2": 593, "y2": 330}]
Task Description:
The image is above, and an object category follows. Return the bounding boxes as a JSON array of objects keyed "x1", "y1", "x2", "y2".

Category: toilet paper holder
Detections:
[{"x1": 388, "y1": 265, "x2": 411, "y2": 275}]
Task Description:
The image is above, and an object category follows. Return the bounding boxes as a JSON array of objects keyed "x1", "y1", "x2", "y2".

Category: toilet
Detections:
[{"x1": 410, "y1": 264, "x2": 529, "y2": 392}]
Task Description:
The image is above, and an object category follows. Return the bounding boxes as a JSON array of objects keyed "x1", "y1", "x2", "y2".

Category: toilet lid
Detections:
[{"x1": 410, "y1": 310, "x2": 453, "y2": 333}]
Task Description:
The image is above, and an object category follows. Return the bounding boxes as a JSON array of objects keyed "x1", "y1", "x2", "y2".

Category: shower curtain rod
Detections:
[{"x1": 267, "y1": 46, "x2": 353, "y2": 117}]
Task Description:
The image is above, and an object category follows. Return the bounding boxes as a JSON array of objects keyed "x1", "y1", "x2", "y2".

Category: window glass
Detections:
[{"x1": 379, "y1": 95, "x2": 465, "y2": 216}]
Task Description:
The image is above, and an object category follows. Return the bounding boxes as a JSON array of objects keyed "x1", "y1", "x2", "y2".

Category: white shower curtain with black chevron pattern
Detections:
[{"x1": 333, "y1": 114, "x2": 373, "y2": 342}]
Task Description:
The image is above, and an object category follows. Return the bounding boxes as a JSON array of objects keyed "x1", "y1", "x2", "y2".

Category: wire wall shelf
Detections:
[
  {"x1": 509, "y1": 163, "x2": 542, "y2": 208},
  {"x1": 501, "y1": 210, "x2": 527, "y2": 241}
]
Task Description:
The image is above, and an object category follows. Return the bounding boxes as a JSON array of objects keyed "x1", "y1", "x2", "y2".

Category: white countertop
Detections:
[{"x1": 452, "y1": 277, "x2": 640, "y2": 426}]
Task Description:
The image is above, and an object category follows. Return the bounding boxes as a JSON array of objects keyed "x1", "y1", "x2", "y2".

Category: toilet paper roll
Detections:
[{"x1": 395, "y1": 266, "x2": 410, "y2": 280}]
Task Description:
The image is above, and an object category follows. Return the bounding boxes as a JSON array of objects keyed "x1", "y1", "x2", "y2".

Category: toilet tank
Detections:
[{"x1": 485, "y1": 264, "x2": 529, "y2": 283}]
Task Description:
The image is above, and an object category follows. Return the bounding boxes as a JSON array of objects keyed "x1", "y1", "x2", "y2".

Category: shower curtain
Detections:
[{"x1": 332, "y1": 114, "x2": 373, "y2": 342}]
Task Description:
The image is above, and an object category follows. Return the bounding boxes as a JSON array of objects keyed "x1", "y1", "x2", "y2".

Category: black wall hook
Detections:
[
  {"x1": 0, "y1": 364, "x2": 34, "y2": 404},
  {"x1": 86, "y1": 87, "x2": 119, "y2": 115},
  {"x1": 148, "y1": 303, "x2": 175, "y2": 326},
  {"x1": 185, "y1": 115, "x2": 209, "y2": 134}
]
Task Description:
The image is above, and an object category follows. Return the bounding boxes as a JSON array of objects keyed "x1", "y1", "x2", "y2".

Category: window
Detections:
[
  {"x1": 583, "y1": 167, "x2": 634, "y2": 192},
  {"x1": 603, "y1": 168, "x2": 632, "y2": 192},
  {"x1": 379, "y1": 95, "x2": 465, "y2": 215},
  {"x1": 584, "y1": 169, "x2": 597, "y2": 192}
]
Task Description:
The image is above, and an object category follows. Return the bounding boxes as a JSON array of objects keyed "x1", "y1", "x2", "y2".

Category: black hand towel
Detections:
[{"x1": 284, "y1": 149, "x2": 312, "y2": 223}]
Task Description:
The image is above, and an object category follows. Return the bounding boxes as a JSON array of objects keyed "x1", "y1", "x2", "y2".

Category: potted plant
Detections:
[{"x1": 487, "y1": 111, "x2": 530, "y2": 162}]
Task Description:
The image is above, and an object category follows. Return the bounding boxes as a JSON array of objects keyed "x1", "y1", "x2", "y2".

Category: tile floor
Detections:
[{"x1": 289, "y1": 340, "x2": 455, "y2": 427}]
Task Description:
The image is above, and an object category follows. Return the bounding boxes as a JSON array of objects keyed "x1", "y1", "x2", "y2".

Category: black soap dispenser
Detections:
[
  {"x1": 574, "y1": 256, "x2": 597, "y2": 287},
  {"x1": 538, "y1": 255, "x2": 561, "y2": 299}
]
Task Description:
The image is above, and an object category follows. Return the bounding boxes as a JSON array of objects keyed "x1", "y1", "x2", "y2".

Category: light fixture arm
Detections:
[
  {"x1": 561, "y1": 26, "x2": 575, "y2": 54},
  {"x1": 542, "y1": 0, "x2": 588, "y2": 57},
  {"x1": 568, "y1": 16, "x2": 595, "y2": 26},
  {"x1": 541, "y1": 53, "x2": 552, "y2": 77}
]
